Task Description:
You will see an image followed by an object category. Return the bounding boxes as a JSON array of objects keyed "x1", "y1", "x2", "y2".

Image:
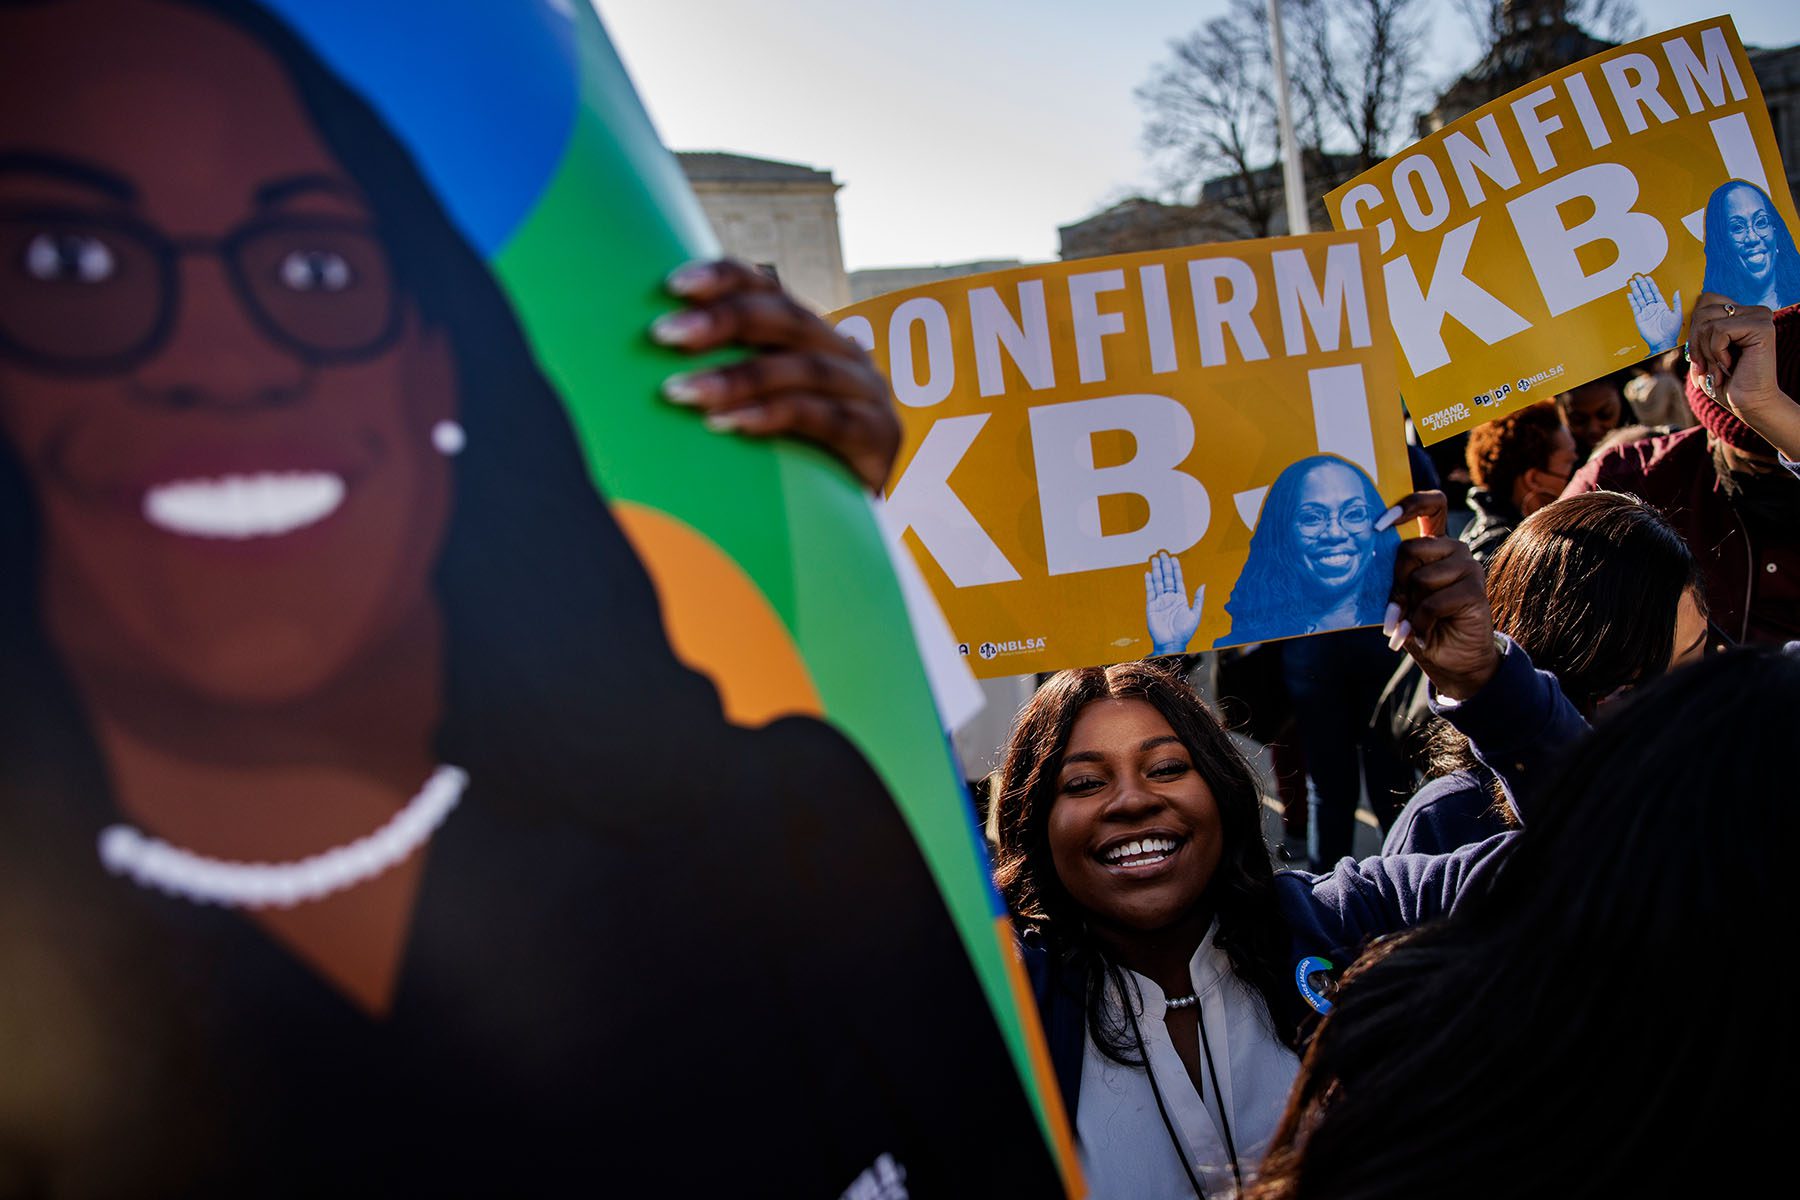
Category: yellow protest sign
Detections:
[
  {"x1": 1328, "y1": 16, "x2": 1798, "y2": 444},
  {"x1": 833, "y1": 232, "x2": 1410, "y2": 678}
]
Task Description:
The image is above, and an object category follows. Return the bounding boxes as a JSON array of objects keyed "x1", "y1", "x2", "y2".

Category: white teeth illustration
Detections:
[{"x1": 143, "y1": 472, "x2": 346, "y2": 539}]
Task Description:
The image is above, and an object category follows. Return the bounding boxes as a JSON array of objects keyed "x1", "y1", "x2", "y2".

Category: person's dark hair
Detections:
[
  {"x1": 1485, "y1": 491, "x2": 1698, "y2": 715},
  {"x1": 0, "y1": 0, "x2": 725, "y2": 812},
  {"x1": 1428, "y1": 492, "x2": 1700, "y2": 795},
  {"x1": 991, "y1": 660, "x2": 1295, "y2": 1060},
  {"x1": 1463, "y1": 400, "x2": 1563, "y2": 501},
  {"x1": 1218, "y1": 454, "x2": 1398, "y2": 646},
  {"x1": 1701, "y1": 179, "x2": 1800, "y2": 309},
  {"x1": 1251, "y1": 646, "x2": 1791, "y2": 1199}
]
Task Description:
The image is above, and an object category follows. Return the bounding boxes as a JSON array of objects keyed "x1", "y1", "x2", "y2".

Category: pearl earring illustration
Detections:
[{"x1": 432, "y1": 419, "x2": 466, "y2": 456}]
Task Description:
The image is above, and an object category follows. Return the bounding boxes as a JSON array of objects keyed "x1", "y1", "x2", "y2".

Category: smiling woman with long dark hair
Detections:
[
  {"x1": 990, "y1": 490, "x2": 1597, "y2": 1197},
  {"x1": 0, "y1": 0, "x2": 1059, "y2": 1192}
]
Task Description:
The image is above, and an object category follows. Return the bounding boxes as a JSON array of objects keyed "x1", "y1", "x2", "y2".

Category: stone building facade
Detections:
[
  {"x1": 1750, "y1": 44, "x2": 1800, "y2": 202},
  {"x1": 848, "y1": 260, "x2": 1023, "y2": 304},
  {"x1": 1417, "y1": 0, "x2": 1613, "y2": 136},
  {"x1": 676, "y1": 152, "x2": 851, "y2": 313},
  {"x1": 1058, "y1": 151, "x2": 1362, "y2": 260},
  {"x1": 1057, "y1": 196, "x2": 1243, "y2": 260}
]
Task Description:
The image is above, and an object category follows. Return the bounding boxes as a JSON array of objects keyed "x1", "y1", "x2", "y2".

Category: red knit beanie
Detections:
[{"x1": 1685, "y1": 301, "x2": 1800, "y2": 454}]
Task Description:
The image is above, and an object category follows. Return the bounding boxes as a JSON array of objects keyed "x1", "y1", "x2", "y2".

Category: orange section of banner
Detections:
[{"x1": 995, "y1": 916, "x2": 1088, "y2": 1198}]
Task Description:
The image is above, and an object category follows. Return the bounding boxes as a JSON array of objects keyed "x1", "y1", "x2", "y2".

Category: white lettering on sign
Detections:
[
  {"x1": 1384, "y1": 217, "x2": 1531, "y2": 375},
  {"x1": 970, "y1": 281, "x2": 1055, "y2": 398},
  {"x1": 1140, "y1": 264, "x2": 1179, "y2": 374},
  {"x1": 1510, "y1": 85, "x2": 1566, "y2": 174},
  {"x1": 1273, "y1": 243, "x2": 1372, "y2": 355},
  {"x1": 1682, "y1": 112, "x2": 1768, "y2": 240},
  {"x1": 1029, "y1": 394, "x2": 1210, "y2": 576},
  {"x1": 1337, "y1": 182, "x2": 1395, "y2": 253},
  {"x1": 1601, "y1": 53, "x2": 1679, "y2": 135},
  {"x1": 835, "y1": 314, "x2": 875, "y2": 350},
  {"x1": 887, "y1": 297, "x2": 955, "y2": 408},
  {"x1": 1068, "y1": 269, "x2": 1128, "y2": 385},
  {"x1": 1233, "y1": 364, "x2": 1380, "y2": 529},
  {"x1": 1444, "y1": 115, "x2": 1522, "y2": 206},
  {"x1": 1187, "y1": 257, "x2": 1268, "y2": 367},
  {"x1": 1562, "y1": 73, "x2": 1613, "y2": 150},
  {"x1": 1309, "y1": 364, "x2": 1379, "y2": 481},
  {"x1": 1393, "y1": 154, "x2": 1451, "y2": 232},
  {"x1": 1507, "y1": 162, "x2": 1668, "y2": 317},
  {"x1": 883, "y1": 414, "x2": 1019, "y2": 586},
  {"x1": 1664, "y1": 26, "x2": 1746, "y2": 114}
]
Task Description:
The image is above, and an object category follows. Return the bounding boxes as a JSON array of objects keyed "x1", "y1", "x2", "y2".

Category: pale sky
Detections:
[{"x1": 596, "y1": 1, "x2": 1795, "y2": 271}]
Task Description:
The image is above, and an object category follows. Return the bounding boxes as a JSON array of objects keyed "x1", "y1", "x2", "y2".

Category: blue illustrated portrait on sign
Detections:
[
  {"x1": 1214, "y1": 454, "x2": 1397, "y2": 648},
  {"x1": 1628, "y1": 180, "x2": 1800, "y2": 354},
  {"x1": 1700, "y1": 180, "x2": 1800, "y2": 312}
]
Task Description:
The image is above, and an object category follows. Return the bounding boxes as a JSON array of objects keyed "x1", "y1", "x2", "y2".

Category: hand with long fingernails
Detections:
[
  {"x1": 653, "y1": 259, "x2": 901, "y2": 492},
  {"x1": 1380, "y1": 491, "x2": 1499, "y2": 701}
]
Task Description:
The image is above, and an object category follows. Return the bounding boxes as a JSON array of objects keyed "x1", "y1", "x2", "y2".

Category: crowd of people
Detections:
[{"x1": 979, "y1": 294, "x2": 1795, "y2": 1197}]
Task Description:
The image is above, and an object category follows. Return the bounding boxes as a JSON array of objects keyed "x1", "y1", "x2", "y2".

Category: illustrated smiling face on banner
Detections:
[
  {"x1": 1329, "y1": 17, "x2": 1799, "y2": 443},
  {"x1": 0, "y1": 1, "x2": 1072, "y2": 1192},
  {"x1": 1, "y1": 19, "x2": 456, "y2": 707}
]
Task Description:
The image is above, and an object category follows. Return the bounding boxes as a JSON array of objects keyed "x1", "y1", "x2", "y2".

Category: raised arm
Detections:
[
  {"x1": 1686, "y1": 292, "x2": 1800, "y2": 471},
  {"x1": 1425, "y1": 634, "x2": 1587, "y2": 824},
  {"x1": 1279, "y1": 492, "x2": 1588, "y2": 948}
]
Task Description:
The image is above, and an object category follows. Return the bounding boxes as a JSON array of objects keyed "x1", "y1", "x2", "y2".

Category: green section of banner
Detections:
[
  {"x1": 486, "y1": 9, "x2": 1054, "y2": 1157},
  {"x1": 775, "y1": 449, "x2": 1037, "y2": 1098},
  {"x1": 491, "y1": 112, "x2": 799, "y2": 622}
]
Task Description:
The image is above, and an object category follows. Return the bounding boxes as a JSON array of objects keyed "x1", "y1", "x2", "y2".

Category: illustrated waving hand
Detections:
[
  {"x1": 1626, "y1": 274, "x2": 1683, "y2": 354},
  {"x1": 653, "y1": 259, "x2": 901, "y2": 491},
  {"x1": 1377, "y1": 491, "x2": 1499, "y2": 702},
  {"x1": 1145, "y1": 551, "x2": 1204, "y2": 656}
]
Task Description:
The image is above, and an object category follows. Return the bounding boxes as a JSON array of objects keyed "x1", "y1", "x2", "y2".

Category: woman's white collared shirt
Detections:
[{"x1": 1076, "y1": 924, "x2": 1299, "y2": 1198}]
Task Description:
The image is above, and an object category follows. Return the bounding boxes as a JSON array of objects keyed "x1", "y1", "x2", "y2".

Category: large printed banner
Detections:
[
  {"x1": 833, "y1": 233, "x2": 1411, "y2": 678},
  {"x1": 1328, "y1": 16, "x2": 1798, "y2": 443},
  {"x1": 0, "y1": 1, "x2": 1071, "y2": 1193}
]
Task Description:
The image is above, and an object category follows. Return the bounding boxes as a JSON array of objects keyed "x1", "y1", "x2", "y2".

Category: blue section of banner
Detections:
[{"x1": 261, "y1": 0, "x2": 580, "y2": 257}]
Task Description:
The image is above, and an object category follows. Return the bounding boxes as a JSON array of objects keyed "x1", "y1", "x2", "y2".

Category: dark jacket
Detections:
[
  {"x1": 0, "y1": 717, "x2": 1062, "y2": 1195},
  {"x1": 1460, "y1": 489, "x2": 1520, "y2": 566},
  {"x1": 1566, "y1": 425, "x2": 1800, "y2": 645},
  {"x1": 1024, "y1": 640, "x2": 1586, "y2": 1123},
  {"x1": 1382, "y1": 765, "x2": 1509, "y2": 856}
]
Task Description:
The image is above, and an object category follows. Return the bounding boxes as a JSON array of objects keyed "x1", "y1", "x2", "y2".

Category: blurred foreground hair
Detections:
[{"x1": 1252, "y1": 647, "x2": 1792, "y2": 1199}]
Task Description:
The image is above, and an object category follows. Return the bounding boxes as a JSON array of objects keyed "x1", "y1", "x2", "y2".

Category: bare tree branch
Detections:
[
  {"x1": 1289, "y1": 0, "x2": 1431, "y2": 171},
  {"x1": 1137, "y1": 0, "x2": 1432, "y2": 239},
  {"x1": 1136, "y1": 6, "x2": 1283, "y2": 236}
]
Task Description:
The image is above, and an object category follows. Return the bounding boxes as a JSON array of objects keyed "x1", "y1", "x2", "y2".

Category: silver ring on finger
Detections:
[{"x1": 1724, "y1": 303, "x2": 1737, "y2": 316}]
